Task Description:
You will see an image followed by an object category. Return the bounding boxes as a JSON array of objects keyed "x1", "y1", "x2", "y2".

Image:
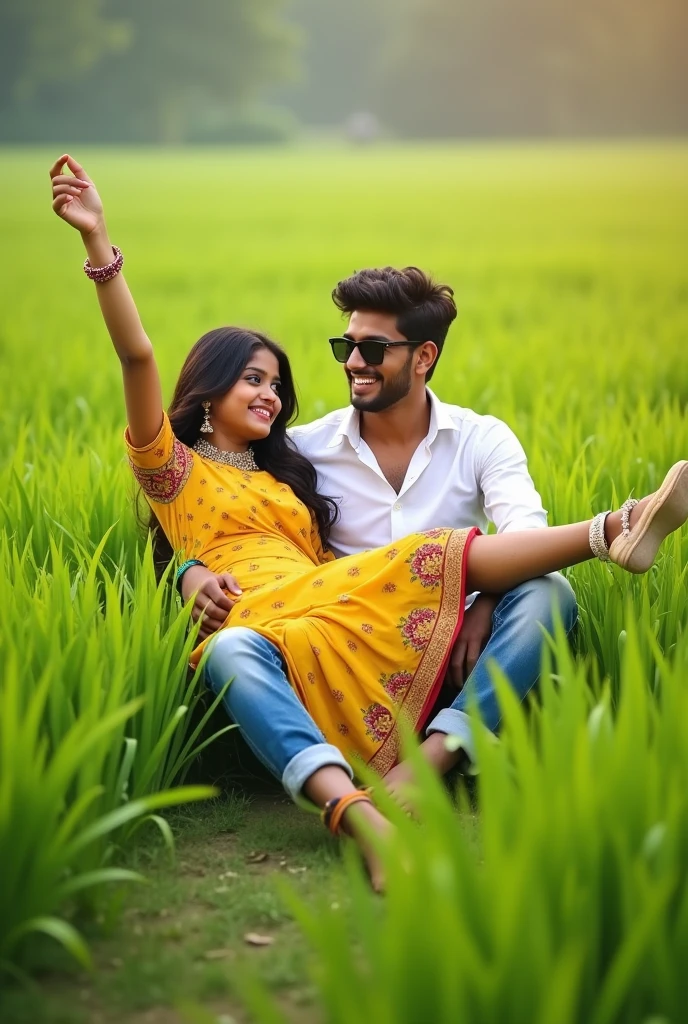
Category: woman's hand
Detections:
[
  {"x1": 49, "y1": 151, "x2": 163, "y2": 447},
  {"x1": 181, "y1": 566, "x2": 243, "y2": 640},
  {"x1": 50, "y1": 154, "x2": 104, "y2": 236}
]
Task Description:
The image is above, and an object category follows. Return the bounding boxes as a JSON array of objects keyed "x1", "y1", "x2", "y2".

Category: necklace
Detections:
[{"x1": 192, "y1": 437, "x2": 260, "y2": 472}]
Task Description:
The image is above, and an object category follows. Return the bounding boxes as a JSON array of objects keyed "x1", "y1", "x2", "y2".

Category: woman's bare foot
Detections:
[
  {"x1": 340, "y1": 801, "x2": 393, "y2": 892},
  {"x1": 384, "y1": 733, "x2": 460, "y2": 814},
  {"x1": 302, "y1": 766, "x2": 392, "y2": 891}
]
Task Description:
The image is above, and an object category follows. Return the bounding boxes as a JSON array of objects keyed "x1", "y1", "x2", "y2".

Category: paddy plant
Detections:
[
  {"x1": 245, "y1": 620, "x2": 688, "y2": 1024},
  {"x1": 0, "y1": 534, "x2": 227, "y2": 971}
]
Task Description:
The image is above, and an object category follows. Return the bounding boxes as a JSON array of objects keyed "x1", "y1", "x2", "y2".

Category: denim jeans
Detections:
[
  {"x1": 425, "y1": 574, "x2": 578, "y2": 760},
  {"x1": 204, "y1": 574, "x2": 577, "y2": 801},
  {"x1": 204, "y1": 627, "x2": 353, "y2": 802}
]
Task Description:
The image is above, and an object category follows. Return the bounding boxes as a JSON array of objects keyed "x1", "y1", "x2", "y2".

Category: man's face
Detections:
[{"x1": 341, "y1": 311, "x2": 417, "y2": 412}]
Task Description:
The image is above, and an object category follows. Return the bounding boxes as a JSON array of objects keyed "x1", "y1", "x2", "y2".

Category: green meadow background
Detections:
[{"x1": 1, "y1": 144, "x2": 688, "y2": 1021}]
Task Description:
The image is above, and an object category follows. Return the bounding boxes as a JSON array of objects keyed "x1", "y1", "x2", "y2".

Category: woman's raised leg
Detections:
[
  {"x1": 465, "y1": 464, "x2": 688, "y2": 594},
  {"x1": 385, "y1": 464, "x2": 688, "y2": 806},
  {"x1": 465, "y1": 520, "x2": 592, "y2": 594}
]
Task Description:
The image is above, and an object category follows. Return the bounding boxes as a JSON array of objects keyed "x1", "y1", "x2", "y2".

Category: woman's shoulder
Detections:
[{"x1": 125, "y1": 411, "x2": 195, "y2": 505}]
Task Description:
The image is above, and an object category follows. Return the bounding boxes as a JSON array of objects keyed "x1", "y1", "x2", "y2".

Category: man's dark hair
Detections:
[{"x1": 331, "y1": 266, "x2": 457, "y2": 381}]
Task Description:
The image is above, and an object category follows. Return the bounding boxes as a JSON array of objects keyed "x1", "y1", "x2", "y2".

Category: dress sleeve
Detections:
[{"x1": 124, "y1": 412, "x2": 194, "y2": 506}]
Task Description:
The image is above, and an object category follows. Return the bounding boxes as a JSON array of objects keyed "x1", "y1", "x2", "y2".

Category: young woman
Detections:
[{"x1": 51, "y1": 154, "x2": 688, "y2": 889}]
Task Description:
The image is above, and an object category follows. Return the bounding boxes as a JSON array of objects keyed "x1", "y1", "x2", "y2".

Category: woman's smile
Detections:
[{"x1": 249, "y1": 405, "x2": 273, "y2": 422}]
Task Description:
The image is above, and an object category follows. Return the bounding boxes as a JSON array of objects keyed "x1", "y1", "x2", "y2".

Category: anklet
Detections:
[
  {"x1": 589, "y1": 510, "x2": 611, "y2": 561},
  {"x1": 619, "y1": 498, "x2": 639, "y2": 537},
  {"x1": 322, "y1": 791, "x2": 374, "y2": 836}
]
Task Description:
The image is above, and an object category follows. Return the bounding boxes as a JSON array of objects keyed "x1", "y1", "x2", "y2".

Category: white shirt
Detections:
[{"x1": 289, "y1": 389, "x2": 547, "y2": 565}]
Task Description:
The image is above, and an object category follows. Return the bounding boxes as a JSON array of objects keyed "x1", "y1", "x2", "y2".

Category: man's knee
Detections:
[
  {"x1": 528, "y1": 574, "x2": 578, "y2": 632},
  {"x1": 547, "y1": 573, "x2": 578, "y2": 632},
  {"x1": 504, "y1": 574, "x2": 578, "y2": 634}
]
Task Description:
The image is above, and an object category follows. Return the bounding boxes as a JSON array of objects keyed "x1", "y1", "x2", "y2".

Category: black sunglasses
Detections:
[{"x1": 328, "y1": 337, "x2": 424, "y2": 366}]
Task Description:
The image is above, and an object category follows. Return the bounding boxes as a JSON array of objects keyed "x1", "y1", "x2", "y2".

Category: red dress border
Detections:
[{"x1": 368, "y1": 526, "x2": 481, "y2": 776}]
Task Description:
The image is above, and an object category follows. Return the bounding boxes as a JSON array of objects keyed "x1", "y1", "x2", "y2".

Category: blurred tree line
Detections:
[
  {"x1": 379, "y1": 0, "x2": 688, "y2": 137},
  {"x1": 282, "y1": 0, "x2": 688, "y2": 137},
  {"x1": 0, "y1": 0, "x2": 298, "y2": 143},
  {"x1": 1, "y1": 0, "x2": 685, "y2": 143}
]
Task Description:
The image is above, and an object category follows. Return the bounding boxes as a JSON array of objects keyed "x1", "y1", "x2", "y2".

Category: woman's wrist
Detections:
[
  {"x1": 176, "y1": 559, "x2": 207, "y2": 595},
  {"x1": 82, "y1": 223, "x2": 112, "y2": 266}
]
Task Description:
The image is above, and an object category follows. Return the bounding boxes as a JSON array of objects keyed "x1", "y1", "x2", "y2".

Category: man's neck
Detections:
[{"x1": 359, "y1": 387, "x2": 432, "y2": 450}]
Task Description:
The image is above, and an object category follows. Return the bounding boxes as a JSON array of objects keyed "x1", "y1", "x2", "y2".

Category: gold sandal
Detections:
[{"x1": 589, "y1": 461, "x2": 688, "y2": 573}]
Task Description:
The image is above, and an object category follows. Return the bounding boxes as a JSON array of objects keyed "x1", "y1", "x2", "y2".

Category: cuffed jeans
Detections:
[
  {"x1": 205, "y1": 627, "x2": 354, "y2": 802},
  {"x1": 204, "y1": 574, "x2": 577, "y2": 801}
]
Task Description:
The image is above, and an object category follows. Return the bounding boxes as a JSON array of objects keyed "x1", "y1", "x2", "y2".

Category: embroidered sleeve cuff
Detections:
[
  {"x1": 125, "y1": 413, "x2": 194, "y2": 504},
  {"x1": 124, "y1": 412, "x2": 168, "y2": 455}
]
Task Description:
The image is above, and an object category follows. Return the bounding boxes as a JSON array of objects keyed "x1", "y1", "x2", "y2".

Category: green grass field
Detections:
[{"x1": 1, "y1": 143, "x2": 688, "y2": 1023}]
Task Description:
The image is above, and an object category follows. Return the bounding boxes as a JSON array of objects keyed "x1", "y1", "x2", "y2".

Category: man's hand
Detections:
[
  {"x1": 181, "y1": 565, "x2": 243, "y2": 641},
  {"x1": 448, "y1": 593, "x2": 500, "y2": 689}
]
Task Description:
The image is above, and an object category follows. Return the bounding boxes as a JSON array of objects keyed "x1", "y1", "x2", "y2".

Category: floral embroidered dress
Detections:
[{"x1": 126, "y1": 414, "x2": 477, "y2": 776}]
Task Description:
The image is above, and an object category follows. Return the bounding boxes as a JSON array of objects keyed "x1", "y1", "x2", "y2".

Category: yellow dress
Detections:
[{"x1": 126, "y1": 414, "x2": 475, "y2": 776}]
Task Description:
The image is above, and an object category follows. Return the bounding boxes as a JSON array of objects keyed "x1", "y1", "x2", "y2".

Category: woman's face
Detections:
[{"x1": 209, "y1": 347, "x2": 282, "y2": 448}]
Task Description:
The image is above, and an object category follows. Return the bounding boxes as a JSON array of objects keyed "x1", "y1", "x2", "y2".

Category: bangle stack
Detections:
[{"x1": 83, "y1": 245, "x2": 124, "y2": 283}]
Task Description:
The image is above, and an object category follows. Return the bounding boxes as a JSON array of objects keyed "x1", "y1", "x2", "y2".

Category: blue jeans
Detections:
[
  {"x1": 205, "y1": 627, "x2": 353, "y2": 802},
  {"x1": 425, "y1": 574, "x2": 578, "y2": 760},
  {"x1": 204, "y1": 575, "x2": 577, "y2": 801}
]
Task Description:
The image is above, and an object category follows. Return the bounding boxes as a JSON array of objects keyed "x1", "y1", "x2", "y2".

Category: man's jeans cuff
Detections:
[
  {"x1": 426, "y1": 708, "x2": 476, "y2": 764},
  {"x1": 282, "y1": 743, "x2": 354, "y2": 803}
]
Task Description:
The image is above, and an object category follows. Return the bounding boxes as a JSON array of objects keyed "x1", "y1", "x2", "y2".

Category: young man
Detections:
[{"x1": 181, "y1": 267, "x2": 577, "y2": 799}]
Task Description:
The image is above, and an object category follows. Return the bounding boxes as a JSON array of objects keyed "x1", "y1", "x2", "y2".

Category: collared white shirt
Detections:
[{"x1": 289, "y1": 389, "x2": 547, "y2": 566}]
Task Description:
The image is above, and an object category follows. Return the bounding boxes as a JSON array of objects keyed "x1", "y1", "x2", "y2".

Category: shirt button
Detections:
[{"x1": 393, "y1": 502, "x2": 402, "y2": 511}]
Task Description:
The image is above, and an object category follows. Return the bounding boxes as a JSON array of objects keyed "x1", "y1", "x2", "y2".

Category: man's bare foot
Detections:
[
  {"x1": 340, "y1": 801, "x2": 393, "y2": 893},
  {"x1": 384, "y1": 733, "x2": 460, "y2": 815}
]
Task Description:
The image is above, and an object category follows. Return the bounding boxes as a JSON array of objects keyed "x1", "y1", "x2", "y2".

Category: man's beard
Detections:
[{"x1": 349, "y1": 355, "x2": 414, "y2": 413}]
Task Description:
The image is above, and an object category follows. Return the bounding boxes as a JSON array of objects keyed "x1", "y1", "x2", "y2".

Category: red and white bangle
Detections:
[{"x1": 83, "y1": 245, "x2": 124, "y2": 283}]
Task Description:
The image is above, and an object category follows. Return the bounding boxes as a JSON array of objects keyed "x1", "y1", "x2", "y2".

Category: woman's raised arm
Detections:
[{"x1": 50, "y1": 154, "x2": 163, "y2": 448}]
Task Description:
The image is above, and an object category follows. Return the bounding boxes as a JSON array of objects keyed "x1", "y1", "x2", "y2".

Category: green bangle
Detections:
[{"x1": 175, "y1": 558, "x2": 206, "y2": 595}]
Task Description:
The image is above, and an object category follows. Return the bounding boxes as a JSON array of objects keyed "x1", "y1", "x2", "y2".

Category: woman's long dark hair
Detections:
[{"x1": 147, "y1": 327, "x2": 339, "y2": 576}]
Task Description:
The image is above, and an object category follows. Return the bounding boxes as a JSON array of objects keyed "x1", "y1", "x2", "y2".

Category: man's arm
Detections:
[
  {"x1": 447, "y1": 418, "x2": 547, "y2": 689},
  {"x1": 478, "y1": 418, "x2": 548, "y2": 533}
]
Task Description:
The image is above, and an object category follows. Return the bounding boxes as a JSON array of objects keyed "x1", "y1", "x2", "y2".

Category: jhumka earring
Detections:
[{"x1": 200, "y1": 401, "x2": 213, "y2": 433}]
